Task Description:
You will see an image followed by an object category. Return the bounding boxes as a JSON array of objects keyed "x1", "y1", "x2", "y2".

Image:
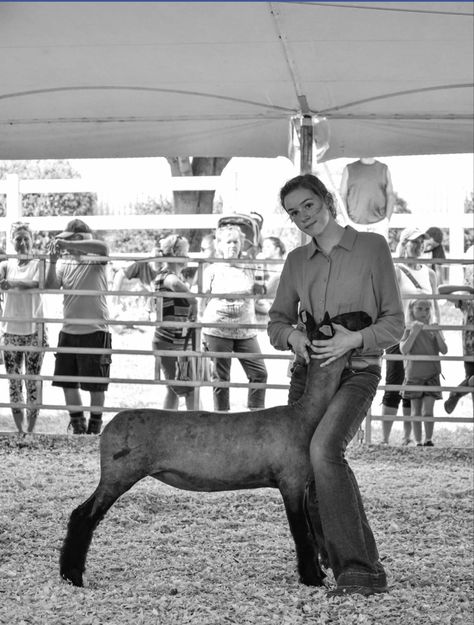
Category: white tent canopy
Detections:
[{"x1": 1, "y1": 1, "x2": 472, "y2": 160}]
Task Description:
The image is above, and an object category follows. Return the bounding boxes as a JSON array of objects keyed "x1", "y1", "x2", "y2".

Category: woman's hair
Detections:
[
  {"x1": 11, "y1": 221, "x2": 32, "y2": 241},
  {"x1": 216, "y1": 225, "x2": 245, "y2": 248},
  {"x1": 425, "y1": 226, "x2": 446, "y2": 259},
  {"x1": 264, "y1": 236, "x2": 286, "y2": 257},
  {"x1": 407, "y1": 298, "x2": 432, "y2": 323},
  {"x1": 279, "y1": 174, "x2": 337, "y2": 218},
  {"x1": 159, "y1": 234, "x2": 189, "y2": 257},
  {"x1": 425, "y1": 226, "x2": 443, "y2": 245}
]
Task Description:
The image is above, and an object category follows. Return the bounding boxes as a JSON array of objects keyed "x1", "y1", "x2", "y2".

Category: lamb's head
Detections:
[{"x1": 300, "y1": 310, "x2": 372, "y2": 341}]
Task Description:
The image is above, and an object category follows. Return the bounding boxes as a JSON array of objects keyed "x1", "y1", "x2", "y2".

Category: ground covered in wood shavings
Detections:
[{"x1": 0, "y1": 433, "x2": 472, "y2": 625}]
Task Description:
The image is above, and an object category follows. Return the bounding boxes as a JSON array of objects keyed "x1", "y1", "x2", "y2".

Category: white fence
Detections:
[{"x1": 0, "y1": 175, "x2": 472, "y2": 441}]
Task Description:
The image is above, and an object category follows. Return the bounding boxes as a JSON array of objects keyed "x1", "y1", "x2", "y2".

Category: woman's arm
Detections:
[
  {"x1": 428, "y1": 267, "x2": 440, "y2": 323},
  {"x1": 358, "y1": 237, "x2": 405, "y2": 353},
  {"x1": 0, "y1": 278, "x2": 39, "y2": 290},
  {"x1": 267, "y1": 252, "x2": 302, "y2": 351},
  {"x1": 54, "y1": 238, "x2": 109, "y2": 257}
]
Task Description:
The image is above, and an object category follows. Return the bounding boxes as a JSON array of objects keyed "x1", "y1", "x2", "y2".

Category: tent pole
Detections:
[{"x1": 300, "y1": 114, "x2": 313, "y2": 175}]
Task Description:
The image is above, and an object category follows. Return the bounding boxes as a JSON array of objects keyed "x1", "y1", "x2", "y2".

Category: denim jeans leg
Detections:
[
  {"x1": 204, "y1": 334, "x2": 232, "y2": 411},
  {"x1": 234, "y1": 336, "x2": 268, "y2": 409},
  {"x1": 309, "y1": 366, "x2": 383, "y2": 582}
]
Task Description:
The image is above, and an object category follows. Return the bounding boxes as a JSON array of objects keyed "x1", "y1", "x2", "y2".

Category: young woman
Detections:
[
  {"x1": 0, "y1": 223, "x2": 47, "y2": 434},
  {"x1": 200, "y1": 225, "x2": 267, "y2": 412},
  {"x1": 400, "y1": 299, "x2": 447, "y2": 446},
  {"x1": 268, "y1": 174, "x2": 404, "y2": 597}
]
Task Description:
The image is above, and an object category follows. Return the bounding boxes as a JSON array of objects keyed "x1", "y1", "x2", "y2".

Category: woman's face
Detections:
[
  {"x1": 13, "y1": 230, "x2": 32, "y2": 254},
  {"x1": 283, "y1": 187, "x2": 332, "y2": 238},
  {"x1": 262, "y1": 239, "x2": 279, "y2": 259},
  {"x1": 423, "y1": 236, "x2": 438, "y2": 252},
  {"x1": 405, "y1": 236, "x2": 425, "y2": 258},
  {"x1": 220, "y1": 232, "x2": 242, "y2": 259}
]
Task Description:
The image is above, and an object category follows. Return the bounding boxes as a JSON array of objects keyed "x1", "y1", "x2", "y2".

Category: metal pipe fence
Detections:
[{"x1": 0, "y1": 253, "x2": 472, "y2": 441}]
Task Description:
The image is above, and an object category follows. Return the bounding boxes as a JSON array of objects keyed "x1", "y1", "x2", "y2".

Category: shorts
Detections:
[
  {"x1": 382, "y1": 344, "x2": 411, "y2": 409},
  {"x1": 53, "y1": 331, "x2": 112, "y2": 391},
  {"x1": 401, "y1": 375, "x2": 442, "y2": 400}
]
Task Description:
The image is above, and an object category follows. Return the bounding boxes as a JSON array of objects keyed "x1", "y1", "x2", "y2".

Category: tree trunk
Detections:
[{"x1": 166, "y1": 157, "x2": 230, "y2": 250}]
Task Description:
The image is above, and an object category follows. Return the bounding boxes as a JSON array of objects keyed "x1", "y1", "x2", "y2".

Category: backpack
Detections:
[{"x1": 217, "y1": 212, "x2": 264, "y2": 259}]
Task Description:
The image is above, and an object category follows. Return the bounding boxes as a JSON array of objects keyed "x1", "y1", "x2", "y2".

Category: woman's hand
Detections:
[
  {"x1": 0, "y1": 279, "x2": 10, "y2": 290},
  {"x1": 311, "y1": 323, "x2": 363, "y2": 367},
  {"x1": 287, "y1": 329, "x2": 314, "y2": 365}
]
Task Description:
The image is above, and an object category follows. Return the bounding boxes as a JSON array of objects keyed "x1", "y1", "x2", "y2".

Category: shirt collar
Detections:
[{"x1": 306, "y1": 226, "x2": 358, "y2": 258}]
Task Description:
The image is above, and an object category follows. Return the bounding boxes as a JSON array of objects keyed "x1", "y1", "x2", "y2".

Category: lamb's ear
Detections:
[
  {"x1": 299, "y1": 310, "x2": 318, "y2": 338},
  {"x1": 316, "y1": 311, "x2": 335, "y2": 340}
]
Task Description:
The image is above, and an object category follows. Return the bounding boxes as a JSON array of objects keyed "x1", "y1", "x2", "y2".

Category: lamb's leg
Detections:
[
  {"x1": 60, "y1": 473, "x2": 142, "y2": 587},
  {"x1": 279, "y1": 480, "x2": 326, "y2": 586}
]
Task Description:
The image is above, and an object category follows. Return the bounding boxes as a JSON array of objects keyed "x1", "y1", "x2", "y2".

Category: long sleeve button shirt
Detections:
[{"x1": 268, "y1": 227, "x2": 404, "y2": 357}]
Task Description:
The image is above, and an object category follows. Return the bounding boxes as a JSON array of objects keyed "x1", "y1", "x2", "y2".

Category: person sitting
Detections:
[{"x1": 200, "y1": 225, "x2": 268, "y2": 412}]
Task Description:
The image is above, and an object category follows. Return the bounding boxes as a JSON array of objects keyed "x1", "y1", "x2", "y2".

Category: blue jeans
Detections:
[
  {"x1": 204, "y1": 334, "x2": 267, "y2": 411},
  {"x1": 290, "y1": 362, "x2": 384, "y2": 582}
]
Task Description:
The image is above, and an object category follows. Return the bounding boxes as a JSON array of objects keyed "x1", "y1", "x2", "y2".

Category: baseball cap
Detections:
[
  {"x1": 400, "y1": 227, "x2": 427, "y2": 243},
  {"x1": 55, "y1": 218, "x2": 93, "y2": 240}
]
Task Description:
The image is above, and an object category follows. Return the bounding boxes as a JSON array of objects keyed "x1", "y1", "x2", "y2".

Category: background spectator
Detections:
[
  {"x1": 381, "y1": 227, "x2": 439, "y2": 445},
  {"x1": 0, "y1": 223, "x2": 47, "y2": 434},
  {"x1": 439, "y1": 251, "x2": 474, "y2": 414},
  {"x1": 116, "y1": 234, "x2": 196, "y2": 410},
  {"x1": 200, "y1": 225, "x2": 267, "y2": 412},
  {"x1": 255, "y1": 236, "x2": 286, "y2": 315},
  {"x1": 424, "y1": 226, "x2": 448, "y2": 284},
  {"x1": 400, "y1": 299, "x2": 447, "y2": 446},
  {"x1": 45, "y1": 218, "x2": 111, "y2": 435}
]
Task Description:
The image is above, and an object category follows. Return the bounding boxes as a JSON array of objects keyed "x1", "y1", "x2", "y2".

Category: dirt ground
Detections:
[{"x1": 0, "y1": 435, "x2": 472, "y2": 625}]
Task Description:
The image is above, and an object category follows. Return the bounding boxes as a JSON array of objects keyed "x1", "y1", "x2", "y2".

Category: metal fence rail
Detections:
[{"x1": 0, "y1": 254, "x2": 472, "y2": 441}]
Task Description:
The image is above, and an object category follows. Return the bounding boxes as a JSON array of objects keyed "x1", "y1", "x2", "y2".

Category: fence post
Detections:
[{"x1": 5, "y1": 174, "x2": 21, "y2": 252}]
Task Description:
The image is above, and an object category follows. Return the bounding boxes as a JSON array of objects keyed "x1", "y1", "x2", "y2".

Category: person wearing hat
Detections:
[
  {"x1": 45, "y1": 218, "x2": 111, "y2": 435},
  {"x1": 381, "y1": 226, "x2": 440, "y2": 446}
]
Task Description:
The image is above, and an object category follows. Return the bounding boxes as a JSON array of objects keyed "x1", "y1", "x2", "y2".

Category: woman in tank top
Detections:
[
  {"x1": 0, "y1": 223, "x2": 48, "y2": 434},
  {"x1": 381, "y1": 227, "x2": 439, "y2": 445}
]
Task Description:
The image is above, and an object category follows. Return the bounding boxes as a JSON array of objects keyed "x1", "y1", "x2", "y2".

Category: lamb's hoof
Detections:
[
  {"x1": 61, "y1": 568, "x2": 83, "y2": 587},
  {"x1": 299, "y1": 573, "x2": 327, "y2": 587}
]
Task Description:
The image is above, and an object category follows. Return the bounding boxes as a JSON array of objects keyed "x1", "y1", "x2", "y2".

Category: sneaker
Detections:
[
  {"x1": 87, "y1": 418, "x2": 102, "y2": 435},
  {"x1": 68, "y1": 417, "x2": 87, "y2": 435},
  {"x1": 416, "y1": 443, "x2": 423, "y2": 447},
  {"x1": 444, "y1": 394, "x2": 460, "y2": 414},
  {"x1": 402, "y1": 439, "x2": 413, "y2": 446},
  {"x1": 424, "y1": 440, "x2": 434, "y2": 447}
]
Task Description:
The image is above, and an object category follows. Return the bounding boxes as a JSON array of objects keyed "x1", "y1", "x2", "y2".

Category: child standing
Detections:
[{"x1": 400, "y1": 299, "x2": 448, "y2": 446}]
